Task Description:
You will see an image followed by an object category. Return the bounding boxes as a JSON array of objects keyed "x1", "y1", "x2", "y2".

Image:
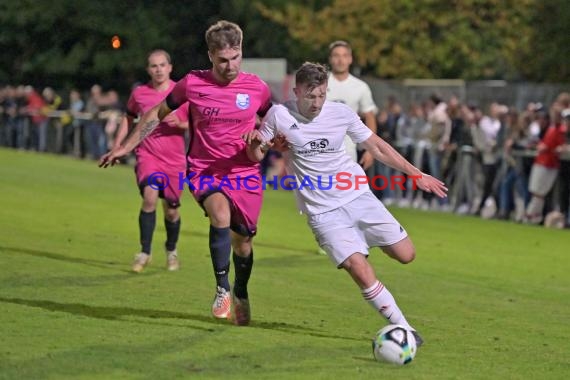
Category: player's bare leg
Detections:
[{"x1": 380, "y1": 237, "x2": 416, "y2": 264}]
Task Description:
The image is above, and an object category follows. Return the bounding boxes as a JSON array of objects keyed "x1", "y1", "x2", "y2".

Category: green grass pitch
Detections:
[{"x1": 0, "y1": 148, "x2": 568, "y2": 379}]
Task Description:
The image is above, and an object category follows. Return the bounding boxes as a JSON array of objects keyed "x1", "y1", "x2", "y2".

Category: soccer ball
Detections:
[{"x1": 372, "y1": 324, "x2": 417, "y2": 365}]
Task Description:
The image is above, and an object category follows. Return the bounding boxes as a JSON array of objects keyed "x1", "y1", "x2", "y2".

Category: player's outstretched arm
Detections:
[
  {"x1": 361, "y1": 134, "x2": 448, "y2": 198},
  {"x1": 99, "y1": 101, "x2": 171, "y2": 168},
  {"x1": 112, "y1": 114, "x2": 133, "y2": 151}
]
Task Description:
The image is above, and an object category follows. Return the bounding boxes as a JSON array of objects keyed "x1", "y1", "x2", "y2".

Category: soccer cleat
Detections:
[
  {"x1": 232, "y1": 294, "x2": 251, "y2": 326},
  {"x1": 132, "y1": 252, "x2": 151, "y2": 273},
  {"x1": 165, "y1": 249, "x2": 180, "y2": 271},
  {"x1": 411, "y1": 330, "x2": 424, "y2": 347},
  {"x1": 212, "y1": 286, "x2": 232, "y2": 319}
]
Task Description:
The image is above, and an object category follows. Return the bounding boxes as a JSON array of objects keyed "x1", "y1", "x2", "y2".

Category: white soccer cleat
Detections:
[
  {"x1": 165, "y1": 249, "x2": 180, "y2": 271},
  {"x1": 132, "y1": 252, "x2": 151, "y2": 273},
  {"x1": 212, "y1": 286, "x2": 232, "y2": 319}
]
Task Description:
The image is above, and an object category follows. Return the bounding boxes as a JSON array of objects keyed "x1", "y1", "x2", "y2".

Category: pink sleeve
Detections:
[
  {"x1": 173, "y1": 102, "x2": 190, "y2": 122},
  {"x1": 166, "y1": 76, "x2": 189, "y2": 110},
  {"x1": 257, "y1": 80, "x2": 272, "y2": 117},
  {"x1": 126, "y1": 92, "x2": 138, "y2": 117}
]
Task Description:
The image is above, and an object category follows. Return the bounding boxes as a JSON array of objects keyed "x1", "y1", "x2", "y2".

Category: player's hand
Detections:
[
  {"x1": 162, "y1": 112, "x2": 189, "y2": 130},
  {"x1": 98, "y1": 146, "x2": 128, "y2": 168},
  {"x1": 359, "y1": 150, "x2": 374, "y2": 170},
  {"x1": 414, "y1": 173, "x2": 448, "y2": 199},
  {"x1": 241, "y1": 130, "x2": 265, "y2": 147},
  {"x1": 270, "y1": 133, "x2": 289, "y2": 153}
]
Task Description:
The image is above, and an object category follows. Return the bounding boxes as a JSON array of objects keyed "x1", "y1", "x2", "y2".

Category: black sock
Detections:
[
  {"x1": 139, "y1": 210, "x2": 156, "y2": 254},
  {"x1": 233, "y1": 250, "x2": 253, "y2": 299},
  {"x1": 164, "y1": 218, "x2": 181, "y2": 251},
  {"x1": 209, "y1": 225, "x2": 231, "y2": 291}
]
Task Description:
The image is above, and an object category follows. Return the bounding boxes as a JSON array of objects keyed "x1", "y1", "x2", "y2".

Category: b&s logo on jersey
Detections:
[
  {"x1": 303, "y1": 138, "x2": 329, "y2": 150},
  {"x1": 235, "y1": 93, "x2": 250, "y2": 110},
  {"x1": 297, "y1": 138, "x2": 334, "y2": 156}
]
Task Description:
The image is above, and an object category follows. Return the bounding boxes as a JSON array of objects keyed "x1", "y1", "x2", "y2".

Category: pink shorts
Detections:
[
  {"x1": 185, "y1": 171, "x2": 263, "y2": 236},
  {"x1": 135, "y1": 159, "x2": 184, "y2": 208}
]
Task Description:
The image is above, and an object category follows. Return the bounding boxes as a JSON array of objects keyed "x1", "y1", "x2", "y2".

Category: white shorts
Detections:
[
  {"x1": 308, "y1": 192, "x2": 408, "y2": 267},
  {"x1": 528, "y1": 164, "x2": 558, "y2": 196}
]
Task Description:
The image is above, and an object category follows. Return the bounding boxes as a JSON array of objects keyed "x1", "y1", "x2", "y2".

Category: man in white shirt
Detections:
[
  {"x1": 243, "y1": 62, "x2": 448, "y2": 347},
  {"x1": 474, "y1": 102, "x2": 504, "y2": 215},
  {"x1": 327, "y1": 40, "x2": 378, "y2": 169}
]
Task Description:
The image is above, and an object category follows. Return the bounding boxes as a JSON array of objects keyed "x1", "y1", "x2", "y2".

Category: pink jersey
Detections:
[
  {"x1": 127, "y1": 80, "x2": 186, "y2": 168},
  {"x1": 168, "y1": 70, "x2": 272, "y2": 178}
]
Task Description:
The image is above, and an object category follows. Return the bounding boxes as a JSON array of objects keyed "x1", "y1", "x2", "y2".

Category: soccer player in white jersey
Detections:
[{"x1": 243, "y1": 62, "x2": 448, "y2": 346}]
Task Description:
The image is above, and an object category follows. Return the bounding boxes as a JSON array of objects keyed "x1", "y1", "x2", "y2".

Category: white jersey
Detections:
[
  {"x1": 327, "y1": 74, "x2": 378, "y2": 161},
  {"x1": 327, "y1": 74, "x2": 378, "y2": 115},
  {"x1": 259, "y1": 101, "x2": 373, "y2": 216}
]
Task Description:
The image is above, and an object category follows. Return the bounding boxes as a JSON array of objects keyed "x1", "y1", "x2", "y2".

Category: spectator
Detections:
[
  {"x1": 524, "y1": 105, "x2": 567, "y2": 224},
  {"x1": 473, "y1": 102, "x2": 504, "y2": 216},
  {"x1": 23, "y1": 86, "x2": 47, "y2": 151}
]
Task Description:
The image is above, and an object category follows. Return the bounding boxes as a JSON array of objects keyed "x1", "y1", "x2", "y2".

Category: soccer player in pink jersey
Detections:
[
  {"x1": 111, "y1": 50, "x2": 188, "y2": 273},
  {"x1": 100, "y1": 21, "x2": 272, "y2": 325}
]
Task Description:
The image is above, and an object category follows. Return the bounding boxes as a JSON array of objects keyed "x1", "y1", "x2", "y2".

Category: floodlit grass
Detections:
[{"x1": 0, "y1": 148, "x2": 568, "y2": 379}]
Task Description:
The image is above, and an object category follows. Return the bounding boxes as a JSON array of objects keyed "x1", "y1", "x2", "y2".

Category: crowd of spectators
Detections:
[
  {"x1": 1, "y1": 84, "x2": 568, "y2": 228},
  {"x1": 0, "y1": 84, "x2": 123, "y2": 159},
  {"x1": 364, "y1": 92, "x2": 570, "y2": 228}
]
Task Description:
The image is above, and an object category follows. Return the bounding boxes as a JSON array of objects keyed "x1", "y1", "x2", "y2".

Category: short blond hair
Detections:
[
  {"x1": 205, "y1": 20, "x2": 243, "y2": 52},
  {"x1": 328, "y1": 40, "x2": 352, "y2": 56}
]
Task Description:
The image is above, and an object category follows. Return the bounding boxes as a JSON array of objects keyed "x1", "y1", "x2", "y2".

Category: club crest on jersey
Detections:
[{"x1": 236, "y1": 93, "x2": 250, "y2": 110}]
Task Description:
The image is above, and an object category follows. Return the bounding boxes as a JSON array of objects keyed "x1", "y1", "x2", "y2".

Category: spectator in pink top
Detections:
[{"x1": 100, "y1": 21, "x2": 273, "y2": 326}]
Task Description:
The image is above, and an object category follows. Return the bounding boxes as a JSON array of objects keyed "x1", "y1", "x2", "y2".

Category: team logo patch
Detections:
[{"x1": 236, "y1": 93, "x2": 250, "y2": 110}]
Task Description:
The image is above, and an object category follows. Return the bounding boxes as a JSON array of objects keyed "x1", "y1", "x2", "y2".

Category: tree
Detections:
[
  {"x1": 257, "y1": 0, "x2": 536, "y2": 80},
  {"x1": 1, "y1": 1, "x2": 175, "y2": 90},
  {"x1": 516, "y1": 0, "x2": 570, "y2": 82}
]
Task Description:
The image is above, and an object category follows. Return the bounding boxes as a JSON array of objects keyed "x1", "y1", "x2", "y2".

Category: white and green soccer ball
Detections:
[{"x1": 372, "y1": 324, "x2": 417, "y2": 365}]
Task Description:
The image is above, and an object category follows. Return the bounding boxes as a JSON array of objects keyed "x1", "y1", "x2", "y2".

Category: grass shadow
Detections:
[
  {"x1": 0, "y1": 296, "x2": 361, "y2": 342},
  {"x1": 0, "y1": 245, "x2": 131, "y2": 273}
]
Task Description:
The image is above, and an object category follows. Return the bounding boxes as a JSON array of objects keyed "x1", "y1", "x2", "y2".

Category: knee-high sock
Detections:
[
  {"x1": 233, "y1": 251, "x2": 253, "y2": 299},
  {"x1": 139, "y1": 210, "x2": 156, "y2": 255},
  {"x1": 361, "y1": 281, "x2": 413, "y2": 330},
  {"x1": 164, "y1": 218, "x2": 181, "y2": 251},
  {"x1": 209, "y1": 226, "x2": 231, "y2": 291}
]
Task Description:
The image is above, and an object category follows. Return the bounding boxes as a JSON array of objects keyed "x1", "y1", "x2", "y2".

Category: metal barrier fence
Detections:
[{"x1": 268, "y1": 77, "x2": 569, "y2": 110}]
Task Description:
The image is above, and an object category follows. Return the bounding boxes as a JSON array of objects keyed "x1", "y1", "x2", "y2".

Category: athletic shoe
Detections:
[
  {"x1": 165, "y1": 249, "x2": 180, "y2": 271},
  {"x1": 411, "y1": 330, "x2": 424, "y2": 347},
  {"x1": 132, "y1": 252, "x2": 151, "y2": 273},
  {"x1": 232, "y1": 294, "x2": 251, "y2": 326},
  {"x1": 212, "y1": 286, "x2": 232, "y2": 319}
]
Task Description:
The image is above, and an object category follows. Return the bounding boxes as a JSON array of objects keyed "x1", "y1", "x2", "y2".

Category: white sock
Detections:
[{"x1": 361, "y1": 281, "x2": 413, "y2": 330}]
